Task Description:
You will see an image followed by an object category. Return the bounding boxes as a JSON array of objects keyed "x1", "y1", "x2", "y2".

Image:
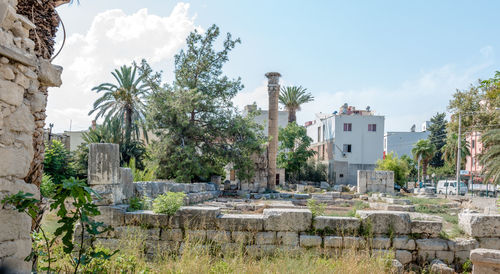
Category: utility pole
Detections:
[{"x1": 456, "y1": 112, "x2": 461, "y2": 196}]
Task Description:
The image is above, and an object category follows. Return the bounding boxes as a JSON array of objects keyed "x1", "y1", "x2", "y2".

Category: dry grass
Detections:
[{"x1": 46, "y1": 228, "x2": 398, "y2": 274}]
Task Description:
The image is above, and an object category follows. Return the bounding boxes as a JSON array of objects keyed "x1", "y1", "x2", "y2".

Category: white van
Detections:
[{"x1": 437, "y1": 180, "x2": 467, "y2": 195}]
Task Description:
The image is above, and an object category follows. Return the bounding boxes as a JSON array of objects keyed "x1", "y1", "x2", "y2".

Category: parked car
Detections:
[{"x1": 436, "y1": 180, "x2": 467, "y2": 195}]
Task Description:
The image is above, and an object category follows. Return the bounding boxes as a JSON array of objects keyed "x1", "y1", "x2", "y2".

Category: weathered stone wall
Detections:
[
  {"x1": 94, "y1": 207, "x2": 500, "y2": 269},
  {"x1": 134, "y1": 181, "x2": 219, "y2": 205},
  {"x1": 357, "y1": 170, "x2": 394, "y2": 194},
  {"x1": 0, "y1": 0, "x2": 62, "y2": 272}
]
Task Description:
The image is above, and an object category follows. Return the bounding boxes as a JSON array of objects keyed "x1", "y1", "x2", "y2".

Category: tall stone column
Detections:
[{"x1": 265, "y1": 72, "x2": 281, "y2": 191}]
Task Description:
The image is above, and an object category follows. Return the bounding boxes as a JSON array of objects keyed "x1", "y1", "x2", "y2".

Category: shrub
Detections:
[
  {"x1": 40, "y1": 174, "x2": 56, "y2": 198},
  {"x1": 152, "y1": 192, "x2": 186, "y2": 215},
  {"x1": 307, "y1": 199, "x2": 326, "y2": 217}
]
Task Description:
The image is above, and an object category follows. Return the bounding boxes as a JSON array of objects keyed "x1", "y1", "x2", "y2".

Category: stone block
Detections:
[
  {"x1": 206, "y1": 230, "x2": 231, "y2": 243},
  {"x1": 160, "y1": 228, "x2": 183, "y2": 242},
  {"x1": 324, "y1": 236, "x2": 342, "y2": 248},
  {"x1": 313, "y1": 216, "x2": 360, "y2": 235},
  {"x1": 459, "y1": 213, "x2": 500, "y2": 237},
  {"x1": 343, "y1": 236, "x2": 365, "y2": 249},
  {"x1": 119, "y1": 167, "x2": 134, "y2": 201},
  {"x1": 114, "y1": 226, "x2": 160, "y2": 240},
  {"x1": 178, "y1": 206, "x2": 220, "y2": 230},
  {"x1": 88, "y1": 143, "x2": 120, "y2": 186},
  {"x1": 232, "y1": 231, "x2": 254, "y2": 244},
  {"x1": 245, "y1": 245, "x2": 277, "y2": 257},
  {"x1": 357, "y1": 210, "x2": 411, "y2": 235},
  {"x1": 470, "y1": 248, "x2": 500, "y2": 274},
  {"x1": 372, "y1": 237, "x2": 391, "y2": 249},
  {"x1": 395, "y1": 250, "x2": 412, "y2": 264},
  {"x1": 416, "y1": 239, "x2": 448, "y2": 251},
  {"x1": 5, "y1": 104, "x2": 35, "y2": 133},
  {"x1": 417, "y1": 250, "x2": 436, "y2": 262},
  {"x1": 276, "y1": 231, "x2": 299, "y2": 246},
  {"x1": 430, "y1": 259, "x2": 454, "y2": 274},
  {"x1": 411, "y1": 220, "x2": 442, "y2": 237},
  {"x1": 393, "y1": 236, "x2": 416, "y2": 250},
  {"x1": 478, "y1": 238, "x2": 500, "y2": 250},
  {"x1": 124, "y1": 210, "x2": 170, "y2": 227},
  {"x1": 217, "y1": 214, "x2": 264, "y2": 231},
  {"x1": 0, "y1": 241, "x2": 17, "y2": 258},
  {"x1": 263, "y1": 208, "x2": 312, "y2": 232},
  {"x1": 255, "y1": 232, "x2": 276, "y2": 245},
  {"x1": 448, "y1": 238, "x2": 479, "y2": 251},
  {"x1": 38, "y1": 59, "x2": 62, "y2": 87},
  {"x1": 0, "y1": 79, "x2": 23, "y2": 106},
  {"x1": 185, "y1": 230, "x2": 207, "y2": 242},
  {"x1": 0, "y1": 209, "x2": 32, "y2": 242},
  {"x1": 0, "y1": 178, "x2": 39, "y2": 201},
  {"x1": 436, "y1": 251, "x2": 454, "y2": 264},
  {"x1": 454, "y1": 250, "x2": 470, "y2": 265},
  {"x1": 94, "y1": 206, "x2": 126, "y2": 227},
  {"x1": 299, "y1": 234, "x2": 322, "y2": 247}
]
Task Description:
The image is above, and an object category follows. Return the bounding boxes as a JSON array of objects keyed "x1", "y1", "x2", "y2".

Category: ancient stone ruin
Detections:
[
  {"x1": 357, "y1": 170, "x2": 394, "y2": 194},
  {"x1": 0, "y1": 0, "x2": 62, "y2": 272}
]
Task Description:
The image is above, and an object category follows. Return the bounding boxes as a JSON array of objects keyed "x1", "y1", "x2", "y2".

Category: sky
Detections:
[{"x1": 46, "y1": 0, "x2": 500, "y2": 133}]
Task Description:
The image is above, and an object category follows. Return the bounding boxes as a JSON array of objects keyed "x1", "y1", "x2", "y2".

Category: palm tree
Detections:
[
  {"x1": 89, "y1": 65, "x2": 150, "y2": 145},
  {"x1": 279, "y1": 86, "x2": 314, "y2": 123},
  {"x1": 441, "y1": 132, "x2": 470, "y2": 168},
  {"x1": 479, "y1": 129, "x2": 500, "y2": 183},
  {"x1": 412, "y1": 139, "x2": 436, "y2": 182}
]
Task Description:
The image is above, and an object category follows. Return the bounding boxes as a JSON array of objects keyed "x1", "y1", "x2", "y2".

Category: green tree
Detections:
[
  {"x1": 279, "y1": 86, "x2": 314, "y2": 123},
  {"x1": 44, "y1": 140, "x2": 75, "y2": 185},
  {"x1": 89, "y1": 64, "x2": 150, "y2": 147},
  {"x1": 441, "y1": 132, "x2": 470, "y2": 169},
  {"x1": 412, "y1": 139, "x2": 436, "y2": 182},
  {"x1": 400, "y1": 155, "x2": 417, "y2": 178},
  {"x1": 148, "y1": 25, "x2": 264, "y2": 183},
  {"x1": 479, "y1": 128, "x2": 500, "y2": 184},
  {"x1": 428, "y1": 112, "x2": 447, "y2": 167},
  {"x1": 375, "y1": 152, "x2": 409, "y2": 187},
  {"x1": 277, "y1": 122, "x2": 316, "y2": 183}
]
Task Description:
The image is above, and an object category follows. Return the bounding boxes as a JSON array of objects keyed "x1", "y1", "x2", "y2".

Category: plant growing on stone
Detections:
[
  {"x1": 1, "y1": 178, "x2": 117, "y2": 273},
  {"x1": 152, "y1": 192, "x2": 186, "y2": 215},
  {"x1": 307, "y1": 199, "x2": 326, "y2": 217},
  {"x1": 40, "y1": 174, "x2": 56, "y2": 198}
]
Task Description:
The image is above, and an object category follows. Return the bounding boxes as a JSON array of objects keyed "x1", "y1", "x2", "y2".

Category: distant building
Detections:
[
  {"x1": 243, "y1": 104, "x2": 288, "y2": 136},
  {"x1": 384, "y1": 131, "x2": 430, "y2": 158},
  {"x1": 465, "y1": 131, "x2": 483, "y2": 181},
  {"x1": 305, "y1": 104, "x2": 385, "y2": 185}
]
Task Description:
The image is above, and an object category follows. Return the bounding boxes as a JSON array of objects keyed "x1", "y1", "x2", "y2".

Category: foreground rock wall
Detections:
[
  {"x1": 94, "y1": 207, "x2": 500, "y2": 269},
  {"x1": 0, "y1": 0, "x2": 62, "y2": 272}
]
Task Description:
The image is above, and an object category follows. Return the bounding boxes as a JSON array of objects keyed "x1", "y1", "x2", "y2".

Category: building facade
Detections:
[
  {"x1": 384, "y1": 131, "x2": 430, "y2": 158},
  {"x1": 465, "y1": 131, "x2": 483, "y2": 180},
  {"x1": 306, "y1": 104, "x2": 385, "y2": 185}
]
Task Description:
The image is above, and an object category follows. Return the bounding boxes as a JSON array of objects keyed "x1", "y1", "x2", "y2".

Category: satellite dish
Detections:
[
  {"x1": 366, "y1": 106, "x2": 371, "y2": 111},
  {"x1": 410, "y1": 124, "x2": 416, "y2": 132}
]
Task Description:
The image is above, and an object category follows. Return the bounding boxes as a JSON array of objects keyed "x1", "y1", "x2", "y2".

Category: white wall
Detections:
[
  {"x1": 333, "y1": 115, "x2": 385, "y2": 165},
  {"x1": 384, "y1": 131, "x2": 430, "y2": 157},
  {"x1": 251, "y1": 110, "x2": 288, "y2": 136}
]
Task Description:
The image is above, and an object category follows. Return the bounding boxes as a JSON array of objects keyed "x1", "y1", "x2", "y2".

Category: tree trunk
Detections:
[
  {"x1": 125, "y1": 106, "x2": 132, "y2": 145},
  {"x1": 422, "y1": 159, "x2": 428, "y2": 182},
  {"x1": 288, "y1": 109, "x2": 296, "y2": 123}
]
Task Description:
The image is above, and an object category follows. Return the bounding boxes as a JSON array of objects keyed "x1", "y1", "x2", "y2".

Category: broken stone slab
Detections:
[
  {"x1": 470, "y1": 248, "x2": 500, "y2": 274},
  {"x1": 88, "y1": 143, "x2": 120, "y2": 186},
  {"x1": 263, "y1": 208, "x2": 312, "y2": 232},
  {"x1": 313, "y1": 216, "x2": 360, "y2": 234},
  {"x1": 448, "y1": 238, "x2": 479, "y2": 251},
  {"x1": 38, "y1": 59, "x2": 62, "y2": 87},
  {"x1": 395, "y1": 250, "x2": 413, "y2": 264},
  {"x1": 459, "y1": 213, "x2": 500, "y2": 237},
  {"x1": 357, "y1": 210, "x2": 411, "y2": 235}
]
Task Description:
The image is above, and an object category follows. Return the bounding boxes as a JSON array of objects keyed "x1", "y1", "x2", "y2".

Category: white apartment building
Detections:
[
  {"x1": 242, "y1": 104, "x2": 288, "y2": 136},
  {"x1": 306, "y1": 104, "x2": 385, "y2": 185},
  {"x1": 384, "y1": 131, "x2": 430, "y2": 158}
]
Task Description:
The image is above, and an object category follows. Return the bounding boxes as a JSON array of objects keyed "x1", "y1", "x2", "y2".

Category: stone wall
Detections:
[
  {"x1": 357, "y1": 170, "x2": 394, "y2": 194},
  {"x1": 0, "y1": 0, "x2": 62, "y2": 272},
  {"x1": 93, "y1": 206, "x2": 500, "y2": 269},
  {"x1": 134, "y1": 181, "x2": 219, "y2": 205}
]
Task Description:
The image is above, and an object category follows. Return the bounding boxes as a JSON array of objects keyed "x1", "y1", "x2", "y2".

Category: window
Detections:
[
  {"x1": 322, "y1": 124, "x2": 325, "y2": 141},
  {"x1": 339, "y1": 174, "x2": 344, "y2": 178},
  {"x1": 368, "y1": 124, "x2": 377, "y2": 132},
  {"x1": 472, "y1": 140, "x2": 475, "y2": 149},
  {"x1": 444, "y1": 183, "x2": 448, "y2": 187},
  {"x1": 317, "y1": 127, "x2": 321, "y2": 142},
  {"x1": 343, "y1": 144, "x2": 352, "y2": 153},
  {"x1": 343, "y1": 123, "x2": 352, "y2": 131},
  {"x1": 321, "y1": 144, "x2": 325, "y2": 160}
]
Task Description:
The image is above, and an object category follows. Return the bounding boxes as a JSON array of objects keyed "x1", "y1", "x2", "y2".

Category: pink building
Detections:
[{"x1": 465, "y1": 131, "x2": 483, "y2": 180}]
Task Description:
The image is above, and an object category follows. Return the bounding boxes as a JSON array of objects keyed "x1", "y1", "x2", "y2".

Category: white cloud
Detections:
[{"x1": 46, "y1": 3, "x2": 197, "y2": 132}]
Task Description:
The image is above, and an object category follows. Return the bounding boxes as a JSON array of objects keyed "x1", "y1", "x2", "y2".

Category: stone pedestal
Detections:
[{"x1": 471, "y1": 248, "x2": 500, "y2": 274}]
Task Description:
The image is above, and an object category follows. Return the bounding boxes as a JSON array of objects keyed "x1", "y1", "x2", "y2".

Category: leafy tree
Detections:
[
  {"x1": 412, "y1": 139, "x2": 436, "y2": 182},
  {"x1": 375, "y1": 152, "x2": 409, "y2": 186},
  {"x1": 277, "y1": 122, "x2": 316, "y2": 183},
  {"x1": 428, "y1": 112, "x2": 447, "y2": 167},
  {"x1": 44, "y1": 140, "x2": 75, "y2": 185},
  {"x1": 400, "y1": 155, "x2": 417, "y2": 178},
  {"x1": 89, "y1": 64, "x2": 150, "y2": 146},
  {"x1": 441, "y1": 132, "x2": 470, "y2": 168},
  {"x1": 479, "y1": 128, "x2": 500, "y2": 183},
  {"x1": 298, "y1": 160, "x2": 327, "y2": 182},
  {"x1": 148, "y1": 25, "x2": 264, "y2": 183},
  {"x1": 279, "y1": 86, "x2": 314, "y2": 123}
]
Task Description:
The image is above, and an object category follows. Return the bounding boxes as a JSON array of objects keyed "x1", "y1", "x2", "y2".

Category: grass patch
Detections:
[{"x1": 406, "y1": 196, "x2": 450, "y2": 206}]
